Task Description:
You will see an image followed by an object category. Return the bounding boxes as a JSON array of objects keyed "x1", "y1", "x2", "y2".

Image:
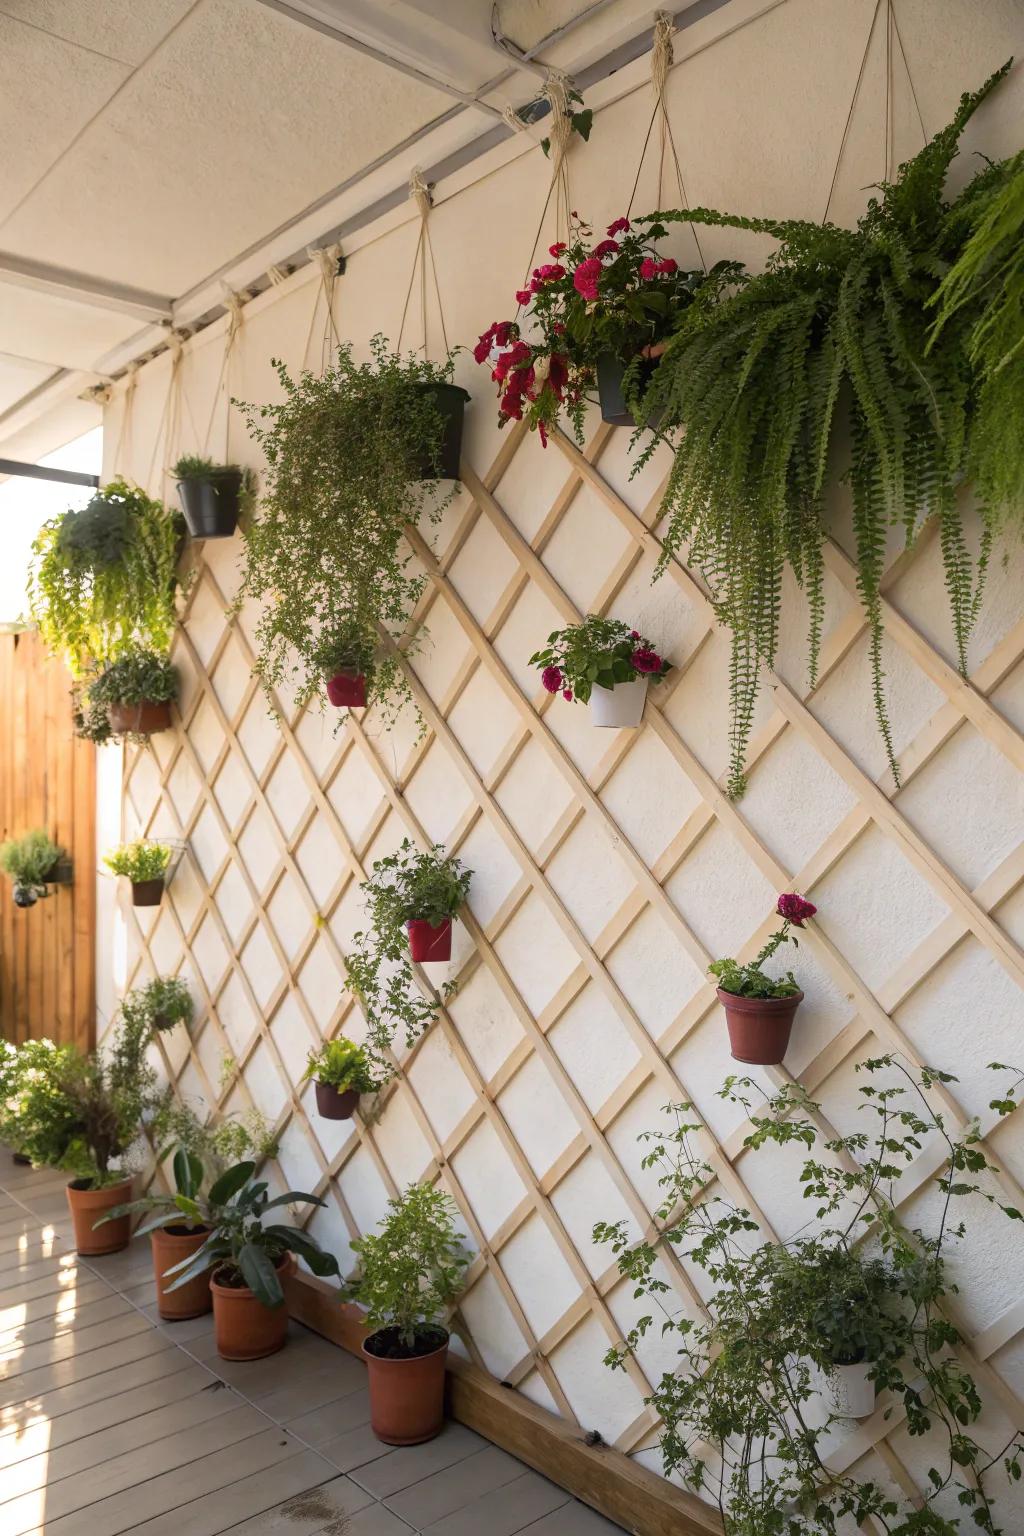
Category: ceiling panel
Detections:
[
  {"x1": 0, "y1": 353, "x2": 56, "y2": 414},
  {"x1": 0, "y1": 1, "x2": 195, "y2": 67},
  {"x1": 0, "y1": 283, "x2": 143, "y2": 370}
]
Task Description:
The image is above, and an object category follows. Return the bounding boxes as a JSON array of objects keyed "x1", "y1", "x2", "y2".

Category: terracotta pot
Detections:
[
  {"x1": 325, "y1": 671, "x2": 367, "y2": 708},
  {"x1": 151, "y1": 1224, "x2": 212, "y2": 1320},
  {"x1": 718, "y1": 987, "x2": 802, "y2": 1065},
  {"x1": 211, "y1": 1251, "x2": 294, "y2": 1360},
  {"x1": 107, "y1": 700, "x2": 173, "y2": 735},
  {"x1": 363, "y1": 1328, "x2": 449, "y2": 1445},
  {"x1": 407, "y1": 917, "x2": 452, "y2": 962},
  {"x1": 177, "y1": 472, "x2": 241, "y2": 539},
  {"x1": 412, "y1": 382, "x2": 470, "y2": 480},
  {"x1": 66, "y1": 1176, "x2": 134, "y2": 1256},
  {"x1": 131, "y1": 878, "x2": 165, "y2": 907},
  {"x1": 315, "y1": 1081, "x2": 360, "y2": 1120}
]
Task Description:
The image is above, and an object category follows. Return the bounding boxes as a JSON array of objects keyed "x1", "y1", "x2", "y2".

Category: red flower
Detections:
[
  {"x1": 629, "y1": 629, "x2": 640, "y2": 638},
  {"x1": 639, "y1": 258, "x2": 658, "y2": 281},
  {"x1": 776, "y1": 893, "x2": 817, "y2": 927},
  {"x1": 549, "y1": 242, "x2": 567, "y2": 257},
  {"x1": 591, "y1": 238, "x2": 619, "y2": 258},
  {"x1": 562, "y1": 688, "x2": 573, "y2": 702},
  {"x1": 547, "y1": 353, "x2": 568, "y2": 397},
  {"x1": 492, "y1": 340, "x2": 532, "y2": 382},
  {"x1": 657, "y1": 257, "x2": 678, "y2": 275},
  {"x1": 573, "y1": 256, "x2": 603, "y2": 301},
  {"x1": 631, "y1": 647, "x2": 663, "y2": 674},
  {"x1": 538, "y1": 421, "x2": 548, "y2": 448},
  {"x1": 515, "y1": 288, "x2": 532, "y2": 306},
  {"x1": 607, "y1": 217, "x2": 631, "y2": 236},
  {"x1": 474, "y1": 319, "x2": 516, "y2": 364},
  {"x1": 532, "y1": 263, "x2": 566, "y2": 284},
  {"x1": 541, "y1": 665, "x2": 563, "y2": 693}
]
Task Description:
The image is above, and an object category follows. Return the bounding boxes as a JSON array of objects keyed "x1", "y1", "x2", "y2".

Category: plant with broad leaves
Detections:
[
  {"x1": 529, "y1": 615, "x2": 669, "y2": 704},
  {"x1": 346, "y1": 1182, "x2": 470, "y2": 1355},
  {"x1": 103, "y1": 839, "x2": 172, "y2": 883}
]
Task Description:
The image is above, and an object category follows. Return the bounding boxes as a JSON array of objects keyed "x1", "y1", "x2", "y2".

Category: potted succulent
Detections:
[
  {"x1": 345, "y1": 840, "x2": 472, "y2": 1073},
  {"x1": 315, "y1": 623, "x2": 378, "y2": 711},
  {"x1": 158, "y1": 1160, "x2": 340, "y2": 1360},
  {"x1": 303, "y1": 1036, "x2": 378, "y2": 1120},
  {"x1": 103, "y1": 838, "x2": 173, "y2": 907},
  {"x1": 172, "y1": 454, "x2": 246, "y2": 539},
  {"x1": 125, "y1": 974, "x2": 193, "y2": 1034},
  {"x1": 530, "y1": 616, "x2": 670, "y2": 728},
  {"x1": 99, "y1": 1146, "x2": 213, "y2": 1320},
  {"x1": 347, "y1": 1183, "x2": 470, "y2": 1445},
  {"x1": 86, "y1": 649, "x2": 178, "y2": 737},
  {"x1": 0, "y1": 829, "x2": 70, "y2": 907},
  {"x1": 709, "y1": 893, "x2": 816, "y2": 1064}
]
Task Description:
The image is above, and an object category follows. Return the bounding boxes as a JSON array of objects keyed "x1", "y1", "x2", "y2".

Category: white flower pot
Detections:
[
  {"x1": 827, "y1": 1361, "x2": 876, "y2": 1419},
  {"x1": 588, "y1": 676, "x2": 648, "y2": 728}
]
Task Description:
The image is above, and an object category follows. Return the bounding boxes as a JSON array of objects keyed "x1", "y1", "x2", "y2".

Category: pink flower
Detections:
[
  {"x1": 532, "y1": 263, "x2": 566, "y2": 284},
  {"x1": 607, "y1": 217, "x2": 631, "y2": 236},
  {"x1": 537, "y1": 421, "x2": 548, "y2": 448},
  {"x1": 474, "y1": 319, "x2": 516, "y2": 364},
  {"x1": 639, "y1": 258, "x2": 658, "y2": 281},
  {"x1": 515, "y1": 288, "x2": 532, "y2": 305},
  {"x1": 573, "y1": 257, "x2": 603, "y2": 301},
  {"x1": 591, "y1": 239, "x2": 619, "y2": 258},
  {"x1": 631, "y1": 647, "x2": 663, "y2": 674},
  {"x1": 562, "y1": 688, "x2": 573, "y2": 702},
  {"x1": 657, "y1": 257, "x2": 678, "y2": 275},
  {"x1": 547, "y1": 353, "x2": 568, "y2": 398},
  {"x1": 541, "y1": 665, "x2": 563, "y2": 693},
  {"x1": 776, "y1": 893, "x2": 817, "y2": 927},
  {"x1": 492, "y1": 340, "x2": 532, "y2": 383},
  {"x1": 549, "y1": 242, "x2": 568, "y2": 257},
  {"x1": 629, "y1": 629, "x2": 640, "y2": 638}
]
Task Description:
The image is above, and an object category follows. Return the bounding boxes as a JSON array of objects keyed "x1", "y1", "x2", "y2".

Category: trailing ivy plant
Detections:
[
  {"x1": 595, "y1": 1055, "x2": 1024, "y2": 1535},
  {"x1": 634, "y1": 61, "x2": 1012, "y2": 795},
  {"x1": 28, "y1": 480, "x2": 185, "y2": 675},
  {"x1": 234, "y1": 336, "x2": 460, "y2": 729}
]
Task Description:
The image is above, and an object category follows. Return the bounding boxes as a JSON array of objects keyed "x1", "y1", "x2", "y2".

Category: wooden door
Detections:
[{"x1": 0, "y1": 630, "x2": 95, "y2": 1048}]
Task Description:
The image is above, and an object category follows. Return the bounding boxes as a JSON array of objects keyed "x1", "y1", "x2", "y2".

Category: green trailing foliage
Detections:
[
  {"x1": 634, "y1": 61, "x2": 1013, "y2": 795},
  {"x1": 86, "y1": 650, "x2": 178, "y2": 708},
  {"x1": 124, "y1": 975, "x2": 193, "y2": 1034},
  {"x1": 346, "y1": 1182, "x2": 470, "y2": 1354}
]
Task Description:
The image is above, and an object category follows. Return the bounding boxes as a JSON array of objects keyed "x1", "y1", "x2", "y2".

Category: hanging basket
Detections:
[
  {"x1": 595, "y1": 353, "x2": 662, "y2": 429},
  {"x1": 407, "y1": 917, "x2": 452, "y2": 962},
  {"x1": 131, "y1": 877, "x2": 165, "y2": 908},
  {"x1": 325, "y1": 671, "x2": 367, "y2": 709},
  {"x1": 589, "y1": 676, "x2": 648, "y2": 728},
  {"x1": 718, "y1": 988, "x2": 802, "y2": 1065},
  {"x1": 314, "y1": 1081, "x2": 360, "y2": 1120},
  {"x1": 177, "y1": 471, "x2": 242, "y2": 539},
  {"x1": 413, "y1": 383, "x2": 470, "y2": 481},
  {"x1": 108, "y1": 700, "x2": 173, "y2": 736}
]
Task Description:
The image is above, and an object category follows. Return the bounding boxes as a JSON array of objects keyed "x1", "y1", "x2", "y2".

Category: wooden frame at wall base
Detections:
[{"x1": 285, "y1": 1271, "x2": 721, "y2": 1536}]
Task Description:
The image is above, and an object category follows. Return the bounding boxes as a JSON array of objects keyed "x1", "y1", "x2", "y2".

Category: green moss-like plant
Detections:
[
  {"x1": 103, "y1": 839, "x2": 172, "y2": 883},
  {"x1": 0, "y1": 829, "x2": 63, "y2": 890}
]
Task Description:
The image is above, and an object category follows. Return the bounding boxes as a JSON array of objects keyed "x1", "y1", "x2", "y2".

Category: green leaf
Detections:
[
  {"x1": 238, "y1": 1243, "x2": 284, "y2": 1308},
  {"x1": 173, "y1": 1147, "x2": 202, "y2": 1199},
  {"x1": 208, "y1": 1161, "x2": 255, "y2": 1206}
]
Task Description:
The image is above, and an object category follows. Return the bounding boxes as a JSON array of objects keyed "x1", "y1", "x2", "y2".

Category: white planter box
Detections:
[
  {"x1": 826, "y1": 1360, "x2": 876, "y2": 1419},
  {"x1": 588, "y1": 676, "x2": 648, "y2": 728}
]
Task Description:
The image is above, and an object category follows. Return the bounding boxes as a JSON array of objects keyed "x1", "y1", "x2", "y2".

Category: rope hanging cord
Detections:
[
  {"x1": 397, "y1": 169, "x2": 450, "y2": 359},
  {"x1": 511, "y1": 71, "x2": 582, "y2": 323},
  {"x1": 301, "y1": 241, "x2": 343, "y2": 372},
  {"x1": 627, "y1": 12, "x2": 705, "y2": 270}
]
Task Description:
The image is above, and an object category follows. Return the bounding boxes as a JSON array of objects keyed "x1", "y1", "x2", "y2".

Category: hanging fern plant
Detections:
[
  {"x1": 634, "y1": 60, "x2": 1011, "y2": 796},
  {"x1": 28, "y1": 479, "x2": 185, "y2": 676}
]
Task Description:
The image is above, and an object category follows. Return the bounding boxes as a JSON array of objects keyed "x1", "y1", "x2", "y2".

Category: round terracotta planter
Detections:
[
  {"x1": 211, "y1": 1251, "x2": 294, "y2": 1361},
  {"x1": 131, "y1": 878, "x2": 165, "y2": 907},
  {"x1": 363, "y1": 1328, "x2": 449, "y2": 1445},
  {"x1": 407, "y1": 918, "x2": 452, "y2": 963},
  {"x1": 152, "y1": 1224, "x2": 212, "y2": 1320},
  {"x1": 314, "y1": 1081, "x2": 360, "y2": 1120},
  {"x1": 325, "y1": 671, "x2": 367, "y2": 709},
  {"x1": 107, "y1": 699, "x2": 173, "y2": 735},
  {"x1": 66, "y1": 1176, "x2": 134, "y2": 1256},
  {"x1": 718, "y1": 987, "x2": 803, "y2": 1065}
]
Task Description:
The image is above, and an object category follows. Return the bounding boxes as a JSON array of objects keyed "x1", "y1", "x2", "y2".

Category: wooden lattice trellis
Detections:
[{"x1": 108, "y1": 376, "x2": 1024, "y2": 1520}]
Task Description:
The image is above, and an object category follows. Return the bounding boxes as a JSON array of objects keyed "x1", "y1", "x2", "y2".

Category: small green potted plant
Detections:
[
  {"x1": 157, "y1": 1160, "x2": 340, "y2": 1359},
  {"x1": 315, "y1": 622, "x2": 378, "y2": 712},
  {"x1": 125, "y1": 974, "x2": 192, "y2": 1033},
  {"x1": 100, "y1": 1145, "x2": 213, "y2": 1320},
  {"x1": 347, "y1": 1183, "x2": 470, "y2": 1445},
  {"x1": 172, "y1": 454, "x2": 245, "y2": 540},
  {"x1": 0, "y1": 829, "x2": 70, "y2": 907},
  {"x1": 709, "y1": 893, "x2": 816, "y2": 1064},
  {"x1": 86, "y1": 649, "x2": 178, "y2": 736},
  {"x1": 103, "y1": 838, "x2": 173, "y2": 907},
  {"x1": 530, "y1": 616, "x2": 670, "y2": 728},
  {"x1": 303, "y1": 1036, "x2": 378, "y2": 1120}
]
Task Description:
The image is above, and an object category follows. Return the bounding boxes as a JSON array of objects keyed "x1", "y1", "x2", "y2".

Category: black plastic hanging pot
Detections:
[
  {"x1": 595, "y1": 352, "x2": 660, "y2": 429},
  {"x1": 413, "y1": 383, "x2": 470, "y2": 481},
  {"x1": 177, "y1": 471, "x2": 242, "y2": 539}
]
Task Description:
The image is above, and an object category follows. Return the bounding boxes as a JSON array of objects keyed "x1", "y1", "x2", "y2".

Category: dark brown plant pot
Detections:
[
  {"x1": 718, "y1": 987, "x2": 803, "y2": 1065},
  {"x1": 315, "y1": 1081, "x2": 360, "y2": 1120},
  {"x1": 325, "y1": 671, "x2": 367, "y2": 709},
  {"x1": 177, "y1": 472, "x2": 241, "y2": 539},
  {"x1": 107, "y1": 700, "x2": 173, "y2": 735},
  {"x1": 131, "y1": 878, "x2": 165, "y2": 907},
  {"x1": 413, "y1": 382, "x2": 470, "y2": 480},
  {"x1": 363, "y1": 1328, "x2": 449, "y2": 1445},
  {"x1": 48, "y1": 860, "x2": 73, "y2": 886},
  {"x1": 211, "y1": 1252, "x2": 294, "y2": 1360},
  {"x1": 407, "y1": 917, "x2": 452, "y2": 962},
  {"x1": 66, "y1": 1176, "x2": 134, "y2": 1256},
  {"x1": 12, "y1": 1151, "x2": 31, "y2": 1166},
  {"x1": 152, "y1": 1225, "x2": 212, "y2": 1319}
]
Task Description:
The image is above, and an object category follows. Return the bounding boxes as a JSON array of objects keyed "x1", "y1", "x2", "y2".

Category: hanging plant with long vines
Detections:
[{"x1": 631, "y1": 60, "x2": 1013, "y2": 796}]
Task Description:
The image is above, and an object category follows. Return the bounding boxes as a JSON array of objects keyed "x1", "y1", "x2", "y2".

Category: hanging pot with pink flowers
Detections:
[
  {"x1": 709, "y1": 894, "x2": 818, "y2": 1065},
  {"x1": 530, "y1": 615, "x2": 669, "y2": 728}
]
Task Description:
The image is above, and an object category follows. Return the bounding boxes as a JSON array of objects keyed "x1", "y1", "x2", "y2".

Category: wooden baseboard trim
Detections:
[{"x1": 284, "y1": 1271, "x2": 721, "y2": 1536}]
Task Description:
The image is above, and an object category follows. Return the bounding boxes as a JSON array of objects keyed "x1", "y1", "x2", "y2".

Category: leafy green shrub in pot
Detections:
[
  {"x1": 100, "y1": 1145, "x2": 213, "y2": 1320},
  {"x1": 125, "y1": 974, "x2": 192, "y2": 1034},
  {"x1": 709, "y1": 892, "x2": 816, "y2": 1065},
  {"x1": 347, "y1": 1183, "x2": 470, "y2": 1445},
  {"x1": 172, "y1": 454, "x2": 247, "y2": 540},
  {"x1": 28, "y1": 479, "x2": 185, "y2": 675},
  {"x1": 234, "y1": 337, "x2": 466, "y2": 730},
  {"x1": 0, "y1": 829, "x2": 67, "y2": 907},
  {"x1": 0, "y1": 1038, "x2": 78, "y2": 1165},
  {"x1": 85, "y1": 649, "x2": 178, "y2": 737},
  {"x1": 152, "y1": 1092, "x2": 280, "y2": 1172},
  {"x1": 303, "y1": 1036, "x2": 378, "y2": 1120},
  {"x1": 595, "y1": 1056, "x2": 1024, "y2": 1534},
  {"x1": 103, "y1": 838, "x2": 172, "y2": 906},
  {"x1": 530, "y1": 616, "x2": 670, "y2": 728},
  {"x1": 345, "y1": 839, "x2": 472, "y2": 1073},
  {"x1": 315, "y1": 621, "x2": 379, "y2": 711}
]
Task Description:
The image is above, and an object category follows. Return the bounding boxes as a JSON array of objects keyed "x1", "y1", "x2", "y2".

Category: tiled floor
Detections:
[{"x1": 0, "y1": 1157, "x2": 626, "y2": 1535}]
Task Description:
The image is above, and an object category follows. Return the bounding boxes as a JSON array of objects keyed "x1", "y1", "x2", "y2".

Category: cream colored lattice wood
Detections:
[{"x1": 116, "y1": 401, "x2": 1024, "y2": 1515}]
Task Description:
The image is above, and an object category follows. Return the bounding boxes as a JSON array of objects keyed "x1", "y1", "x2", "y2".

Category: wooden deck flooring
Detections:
[{"x1": 0, "y1": 1157, "x2": 625, "y2": 1535}]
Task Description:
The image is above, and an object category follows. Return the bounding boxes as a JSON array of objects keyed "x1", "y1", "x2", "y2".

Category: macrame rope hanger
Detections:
[
  {"x1": 301, "y1": 241, "x2": 343, "y2": 372},
  {"x1": 397, "y1": 169, "x2": 450, "y2": 360},
  {"x1": 144, "y1": 329, "x2": 188, "y2": 500},
  {"x1": 627, "y1": 13, "x2": 705, "y2": 270},
  {"x1": 200, "y1": 287, "x2": 248, "y2": 460},
  {"x1": 509, "y1": 71, "x2": 580, "y2": 322}
]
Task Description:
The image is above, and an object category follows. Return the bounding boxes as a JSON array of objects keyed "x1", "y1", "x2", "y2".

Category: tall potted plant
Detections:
[
  {"x1": 709, "y1": 893, "x2": 816, "y2": 1065},
  {"x1": 348, "y1": 1183, "x2": 470, "y2": 1445},
  {"x1": 99, "y1": 1146, "x2": 213, "y2": 1320},
  {"x1": 0, "y1": 829, "x2": 70, "y2": 907},
  {"x1": 103, "y1": 838, "x2": 173, "y2": 906},
  {"x1": 172, "y1": 455, "x2": 246, "y2": 540},
  {"x1": 85, "y1": 650, "x2": 178, "y2": 737},
  {"x1": 530, "y1": 616, "x2": 670, "y2": 727},
  {"x1": 303, "y1": 1037, "x2": 378, "y2": 1120}
]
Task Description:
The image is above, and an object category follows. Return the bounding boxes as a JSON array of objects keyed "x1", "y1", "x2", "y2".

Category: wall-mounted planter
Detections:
[
  {"x1": 107, "y1": 700, "x2": 172, "y2": 735},
  {"x1": 413, "y1": 383, "x2": 470, "y2": 480},
  {"x1": 589, "y1": 676, "x2": 648, "y2": 729},
  {"x1": 66, "y1": 1176, "x2": 134, "y2": 1256},
  {"x1": 363, "y1": 1326, "x2": 449, "y2": 1445},
  {"x1": 49, "y1": 859, "x2": 73, "y2": 886},
  {"x1": 595, "y1": 352, "x2": 661, "y2": 429},
  {"x1": 211, "y1": 1252, "x2": 294, "y2": 1360},
  {"x1": 325, "y1": 671, "x2": 367, "y2": 709},
  {"x1": 131, "y1": 878, "x2": 166, "y2": 908},
  {"x1": 177, "y1": 471, "x2": 242, "y2": 539},
  {"x1": 826, "y1": 1360, "x2": 876, "y2": 1419},
  {"x1": 718, "y1": 987, "x2": 802, "y2": 1065},
  {"x1": 407, "y1": 917, "x2": 452, "y2": 962},
  {"x1": 315, "y1": 1081, "x2": 360, "y2": 1120},
  {"x1": 152, "y1": 1225, "x2": 212, "y2": 1320}
]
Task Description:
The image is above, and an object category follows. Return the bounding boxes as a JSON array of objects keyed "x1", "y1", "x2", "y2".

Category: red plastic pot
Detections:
[
  {"x1": 718, "y1": 988, "x2": 803, "y2": 1065},
  {"x1": 363, "y1": 1328, "x2": 449, "y2": 1445},
  {"x1": 325, "y1": 672, "x2": 367, "y2": 708},
  {"x1": 407, "y1": 918, "x2": 452, "y2": 962},
  {"x1": 108, "y1": 700, "x2": 172, "y2": 735},
  {"x1": 315, "y1": 1081, "x2": 360, "y2": 1120}
]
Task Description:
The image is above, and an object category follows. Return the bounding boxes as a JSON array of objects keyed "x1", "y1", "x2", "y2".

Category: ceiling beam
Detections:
[
  {"x1": 0, "y1": 253, "x2": 172, "y2": 323},
  {"x1": 0, "y1": 457, "x2": 99, "y2": 489}
]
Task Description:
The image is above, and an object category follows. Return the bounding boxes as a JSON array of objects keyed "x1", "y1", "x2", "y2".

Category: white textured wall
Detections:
[{"x1": 99, "y1": 0, "x2": 1024, "y2": 1511}]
